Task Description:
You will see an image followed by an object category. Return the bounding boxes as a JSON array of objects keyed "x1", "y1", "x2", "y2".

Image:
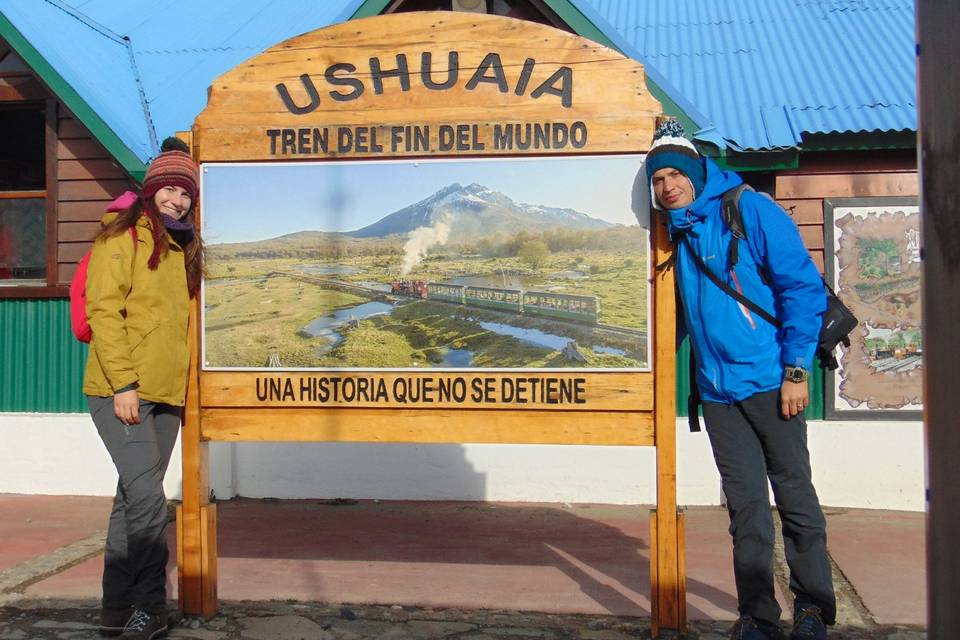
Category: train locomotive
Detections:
[{"x1": 390, "y1": 279, "x2": 428, "y2": 298}]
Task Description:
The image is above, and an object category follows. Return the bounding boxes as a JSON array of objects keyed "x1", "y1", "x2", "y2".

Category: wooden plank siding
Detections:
[
  {"x1": 56, "y1": 114, "x2": 136, "y2": 283},
  {"x1": 776, "y1": 172, "x2": 918, "y2": 200},
  {"x1": 0, "y1": 73, "x2": 45, "y2": 101},
  {"x1": 774, "y1": 152, "x2": 918, "y2": 274},
  {"x1": 0, "y1": 44, "x2": 45, "y2": 101},
  {"x1": 1, "y1": 39, "x2": 137, "y2": 290}
]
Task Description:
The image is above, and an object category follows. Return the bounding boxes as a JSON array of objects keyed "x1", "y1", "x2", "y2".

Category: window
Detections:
[{"x1": 0, "y1": 105, "x2": 47, "y2": 282}]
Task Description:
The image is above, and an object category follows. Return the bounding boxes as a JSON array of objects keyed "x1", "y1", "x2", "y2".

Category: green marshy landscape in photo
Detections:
[
  {"x1": 203, "y1": 241, "x2": 648, "y2": 370},
  {"x1": 201, "y1": 159, "x2": 651, "y2": 370}
]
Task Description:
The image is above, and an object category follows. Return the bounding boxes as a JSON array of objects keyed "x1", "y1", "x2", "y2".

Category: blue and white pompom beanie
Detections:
[{"x1": 644, "y1": 120, "x2": 706, "y2": 209}]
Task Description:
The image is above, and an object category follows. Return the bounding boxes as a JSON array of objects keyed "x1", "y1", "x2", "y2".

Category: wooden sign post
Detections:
[{"x1": 181, "y1": 11, "x2": 683, "y2": 635}]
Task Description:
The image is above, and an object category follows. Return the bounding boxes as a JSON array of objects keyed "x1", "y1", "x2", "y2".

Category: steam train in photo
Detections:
[
  {"x1": 390, "y1": 279, "x2": 428, "y2": 298},
  {"x1": 391, "y1": 279, "x2": 600, "y2": 324}
]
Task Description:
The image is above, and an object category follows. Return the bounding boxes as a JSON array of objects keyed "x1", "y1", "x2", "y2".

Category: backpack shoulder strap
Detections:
[
  {"x1": 674, "y1": 284, "x2": 703, "y2": 432},
  {"x1": 721, "y1": 184, "x2": 751, "y2": 236},
  {"x1": 681, "y1": 234, "x2": 781, "y2": 329},
  {"x1": 721, "y1": 184, "x2": 752, "y2": 268}
]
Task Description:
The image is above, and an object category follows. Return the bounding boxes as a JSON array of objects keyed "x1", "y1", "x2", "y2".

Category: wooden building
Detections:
[
  {"x1": 0, "y1": 0, "x2": 921, "y2": 508},
  {"x1": 0, "y1": 46, "x2": 136, "y2": 291}
]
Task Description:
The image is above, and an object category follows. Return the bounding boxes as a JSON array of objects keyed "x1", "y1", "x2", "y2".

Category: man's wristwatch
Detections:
[{"x1": 784, "y1": 366, "x2": 809, "y2": 384}]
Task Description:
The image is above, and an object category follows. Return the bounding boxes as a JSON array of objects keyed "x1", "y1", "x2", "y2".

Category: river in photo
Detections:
[
  {"x1": 297, "y1": 299, "x2": 626, "y2": 364},
  {"x1": 478, "y1": 320, "x2": 627, "y2": 357},
  {"x1": 295, "y1": 264, "x2": 363, "y2": 276},
  {"x1": 592, "y1": 345, "x2": 628, "y2": 356},
  {"x1": 355, "y1": 280, "x2": 393, "y2": 292},
  {"x1": 439, "y1": 348, "x2": 473, "y2": 367},
  {"x1": 479, "y1": 321, "x2": 569, "y2": 350},
  {"x1": 301, "y1": 300, "x2": 394, "y2": 337}
]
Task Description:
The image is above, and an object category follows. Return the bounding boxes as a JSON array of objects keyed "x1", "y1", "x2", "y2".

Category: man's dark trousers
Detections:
[{"x1": 702, "y1": 388, "x2": 836, "y2": 625}]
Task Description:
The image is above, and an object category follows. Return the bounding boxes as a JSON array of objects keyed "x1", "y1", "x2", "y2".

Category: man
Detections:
[{"x1": 644, "y1": 120, "x2": 836, "y2": 640}]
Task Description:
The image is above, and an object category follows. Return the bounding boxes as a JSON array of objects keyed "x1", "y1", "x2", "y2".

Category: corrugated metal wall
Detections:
[{"x1": 0, "y1": 298, "x2": 87, "y2": 413}]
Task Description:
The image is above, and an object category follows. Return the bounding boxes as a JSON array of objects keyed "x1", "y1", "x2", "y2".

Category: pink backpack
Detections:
[{"x1": 69, "y1": 191, "x2": 140, "y2": 343}]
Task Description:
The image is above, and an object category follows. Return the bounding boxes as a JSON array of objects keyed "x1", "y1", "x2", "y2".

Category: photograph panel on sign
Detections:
[{"x1": 200, "y1": 155, "x2": 651, "y2": 372}]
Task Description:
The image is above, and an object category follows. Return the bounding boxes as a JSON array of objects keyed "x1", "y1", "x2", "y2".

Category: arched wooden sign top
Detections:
[{"x1": 193, "y1": 12, "x2": 661, "y2": 160}]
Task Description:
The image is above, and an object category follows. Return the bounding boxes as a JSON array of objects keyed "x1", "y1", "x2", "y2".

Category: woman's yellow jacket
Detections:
[{"x1": 82, "y1": 213, "x2": 191, "y2": 406}]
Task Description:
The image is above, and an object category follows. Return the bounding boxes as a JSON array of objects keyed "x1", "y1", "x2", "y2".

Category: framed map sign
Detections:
[
  {"x1": 824, "y1": 197, "x2": 922, "y2": 419},
  {"x1": 201, "y1": 156, "x2": 650, "y2": 373}
]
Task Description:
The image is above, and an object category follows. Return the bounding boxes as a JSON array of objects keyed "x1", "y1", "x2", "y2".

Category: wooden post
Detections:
[
  {"x1": 177, "y1": 134, "x2": 217, "y2": 617},
  {"x1": 918, "y1": 2, "x2": 960, "y2": 636},
  {"x1": 650, "y1": 215, "x2": 685, "y2": 636},
  {"x1": 179, "y1": 298, "x2": 216, "y2": 616}
]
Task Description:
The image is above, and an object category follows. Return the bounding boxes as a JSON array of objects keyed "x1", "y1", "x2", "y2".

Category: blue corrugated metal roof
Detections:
[
  {"x1": 0, "y1": 0, "x2": 363, "y2": 165},
  {"x1": 0, "y1": 1, "x2": 152, "y2": 158},
  {"x1": 573, "y1": 0, "x2": 917, "y2": 152},
  {"x1": 1, "y1": 0, "x2": 916, "y2": 160}
]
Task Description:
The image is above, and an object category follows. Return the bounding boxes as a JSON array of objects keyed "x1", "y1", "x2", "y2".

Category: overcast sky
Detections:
[{"x1": 201, "y1": 155, "x2": 647, "y2": 245}]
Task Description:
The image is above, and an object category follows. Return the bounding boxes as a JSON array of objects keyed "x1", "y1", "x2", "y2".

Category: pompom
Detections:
[
  {"x1": 653, "y1": 119, "x2": 686, "y2": 142},
  {"x1": 160, "y1": 136, "x2": 190, "y2": 154}
]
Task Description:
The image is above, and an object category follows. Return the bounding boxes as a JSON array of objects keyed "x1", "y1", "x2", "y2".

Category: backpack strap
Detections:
[
  {"x1": 687, "y1": 344, "x2": 701, "y2": 432},
  {"x1": 721, "y1": 184, "x2": 752, "y2": 269},
  {"x1": 680, "y1": 234, "x2": 781, "y2": 329},
  {"x1": 674, "y1": 280, "x2": 702, "y2": 432}
]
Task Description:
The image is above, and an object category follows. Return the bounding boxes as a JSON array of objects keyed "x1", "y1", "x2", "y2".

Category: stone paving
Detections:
[
  {"x1": 0, "y1": 600, "x2": 927, "y2": 640},
  {"x1": 0, "y1": 498, "x2": 927, "y2": 639}
]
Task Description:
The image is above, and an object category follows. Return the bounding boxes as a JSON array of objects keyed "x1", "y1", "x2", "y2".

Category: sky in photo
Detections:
[{"x1": 201, "y1": 155, "x2": 647, "y2": 244}]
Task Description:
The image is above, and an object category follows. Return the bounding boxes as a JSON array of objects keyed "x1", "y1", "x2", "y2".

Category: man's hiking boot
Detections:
[
  {"x1": 118, "y1": 609, "x2": 168, "y2": 640},
  {"x1": 99, "y1": 607, "x2": 132, "y2": 636},
  {"x1": 791, "y1": 606, "x2": 827, "y2": 640},
  {"x1": 730, "y1": 616, "x2": 787, "y2": 640}
]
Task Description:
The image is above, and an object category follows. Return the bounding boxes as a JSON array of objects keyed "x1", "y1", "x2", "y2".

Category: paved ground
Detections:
[
  {"x1": 0, "y1": 495, "x2": 927, "y2": 639},
  {"x1": 0, "y1": 601, "x2": 927, "y2": 639}
]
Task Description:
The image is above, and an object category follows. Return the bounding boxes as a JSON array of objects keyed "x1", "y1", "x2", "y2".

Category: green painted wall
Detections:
[{"x1": 1, "y1": 298, "x2": 87, "y2": 413}]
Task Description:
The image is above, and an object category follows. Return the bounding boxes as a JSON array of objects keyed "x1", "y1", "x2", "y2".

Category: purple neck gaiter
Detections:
[
  {"x1": 161, "y1": 214, "x2": 194, "y2": 245},
  {"x1": 161, "y1": 213, "x2": 193, "y2": 231}
]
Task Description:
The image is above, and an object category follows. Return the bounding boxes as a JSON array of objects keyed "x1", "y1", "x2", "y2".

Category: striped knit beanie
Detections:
[
  {"x1": 142, "y1": 137, "x2": 199, "y2": 204},
  {"x1": 644, "y1": 120, "x2": 706, "y2": 208}
]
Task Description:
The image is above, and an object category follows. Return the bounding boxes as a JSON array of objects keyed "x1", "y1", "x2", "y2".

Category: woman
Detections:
[{"x1": 83, "y1": 137, "x2": 203, "y2": 640}]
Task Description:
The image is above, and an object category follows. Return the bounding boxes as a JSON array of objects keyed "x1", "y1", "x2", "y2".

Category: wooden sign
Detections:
[
  {"x1": 183, "y1": 12, "x2": 683, "y2": 635},
  {"x1": 193, "y1": 12, "x2": 660, "y2": 160}
]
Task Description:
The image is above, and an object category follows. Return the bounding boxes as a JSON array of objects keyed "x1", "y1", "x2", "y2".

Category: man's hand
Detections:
[
  {"x1": 780, "y1": 380, "x2": 809, "y2": 419},
  {"x1": 114, "y1": 389, "x2": 140, "y2": 425}
]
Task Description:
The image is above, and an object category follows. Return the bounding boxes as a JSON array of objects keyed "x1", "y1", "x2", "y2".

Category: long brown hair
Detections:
[{"x1": 95, "y1": 196, "x2": 205, "y2": 297}]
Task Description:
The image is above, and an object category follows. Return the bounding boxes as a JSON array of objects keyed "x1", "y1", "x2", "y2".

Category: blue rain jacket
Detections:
[{"x1": 667, "y1": 159, "x2": 826, "y2": 404}]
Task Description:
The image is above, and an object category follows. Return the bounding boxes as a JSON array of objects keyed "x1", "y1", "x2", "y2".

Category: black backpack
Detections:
[{"x1": 681, "y1": 184, "x2": 859, "y2": 431}]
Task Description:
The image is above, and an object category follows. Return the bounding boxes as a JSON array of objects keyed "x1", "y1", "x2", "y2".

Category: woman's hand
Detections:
[{"x1": 114, "y1": 389, "x2": 140, "y2": 425}]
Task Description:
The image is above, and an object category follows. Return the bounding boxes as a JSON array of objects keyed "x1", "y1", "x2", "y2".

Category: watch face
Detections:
[{"x1": 786, "y1": 367, "x2": 807, "y2": 383}]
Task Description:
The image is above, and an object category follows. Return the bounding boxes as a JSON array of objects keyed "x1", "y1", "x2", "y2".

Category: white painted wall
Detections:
[{"x1": 0, "y1": 413, "x2": 925, "y2": 511}]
